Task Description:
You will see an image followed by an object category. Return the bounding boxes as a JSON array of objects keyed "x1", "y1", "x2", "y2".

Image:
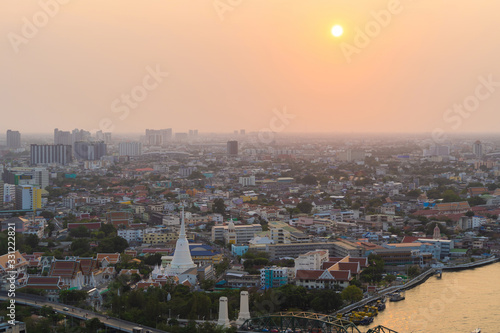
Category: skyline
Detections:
[{"x1": 2, "y1": 1, "x2": 500, "y2": 135}]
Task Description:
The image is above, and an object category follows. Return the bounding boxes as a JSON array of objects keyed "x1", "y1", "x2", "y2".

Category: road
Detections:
[{"x1": 0, "y1": 292, "x2": 166, "y2": 333}]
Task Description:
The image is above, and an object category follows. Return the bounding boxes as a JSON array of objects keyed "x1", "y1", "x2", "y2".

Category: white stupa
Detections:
[{"x1": 164, "y1": 207, "x2": 197, "y2": 275}]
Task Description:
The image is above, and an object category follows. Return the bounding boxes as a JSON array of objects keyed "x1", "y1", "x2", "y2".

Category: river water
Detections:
[{"x1": 364, "y1": 263, "x2": 500, "y2": 333}]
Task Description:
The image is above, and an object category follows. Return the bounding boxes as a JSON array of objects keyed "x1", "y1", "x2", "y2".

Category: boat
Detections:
[
  {"x1": 389, "y1": 292, "x2": 405, "y2": 302},
  {"x1": 359, "y1": 316, "x2": 374, "y2": 325},
  {"x1": 376, "y1": 300, "x2": 386, "y2": 311}
]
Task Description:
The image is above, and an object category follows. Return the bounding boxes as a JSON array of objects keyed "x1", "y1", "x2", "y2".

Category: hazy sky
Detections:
[{"x1": 2, "y1": 1, "x2": 500, "y2": 135}]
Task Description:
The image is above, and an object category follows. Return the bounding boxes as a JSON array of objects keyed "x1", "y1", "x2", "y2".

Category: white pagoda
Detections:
[{"x1": 164, "y1": 207, "x2": 197, "y2": 276}]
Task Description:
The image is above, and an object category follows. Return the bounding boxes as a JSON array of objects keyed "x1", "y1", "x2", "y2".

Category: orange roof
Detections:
[
  {"x1": 0, "y1": 251, "x2": 29, "y2": 272},
  {"x1": 97, "y1": 253, "x2": 121, "y2": 264}
]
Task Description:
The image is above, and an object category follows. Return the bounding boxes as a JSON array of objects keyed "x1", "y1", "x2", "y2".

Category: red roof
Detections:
[
  {"x1": 49, "y1": 261, "x2": 81, "y2": 279},
  {"x1": 337, "y1": 262, "x2": 360, "y2": 274},
  {"x1": 401, "y1": 236, "x2": 419, "y2": 243},
  {"x1": 295, "y1": 270, "x2": 323, "y2": 280}
]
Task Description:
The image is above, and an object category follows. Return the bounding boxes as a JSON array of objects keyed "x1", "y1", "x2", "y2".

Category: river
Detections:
[{"x1": 364, "y1": 262, "x2": 500, "y2": 333}]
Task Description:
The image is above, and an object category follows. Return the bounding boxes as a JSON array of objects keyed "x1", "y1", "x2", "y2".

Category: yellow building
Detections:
[{"x1": 143, "y1": 232, "x2": 195, "y2": 245}]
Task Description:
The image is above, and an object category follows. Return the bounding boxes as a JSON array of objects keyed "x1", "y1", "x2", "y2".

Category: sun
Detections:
[{"x1": 331, "y1": 25, "x2": 343, "y2": 37}]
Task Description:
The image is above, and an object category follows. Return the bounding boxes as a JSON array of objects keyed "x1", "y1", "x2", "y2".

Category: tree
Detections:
[
  {"x1": 85, "y1": 318, "x2": 105, "y2": 332},
  {"x1": 341, "y1": 285, "x2": 363, "y2": 303},
  {"x1": 468, "y1": 197, "x2": 486, "y2": 207},
  {"x1": 214, "y1": 258, "x2": 230, "y2": 277},
  {"x1": 384, "y1": 274, "x2": 397, "y2": 283},
  {"x1": 407, "y1": 265, "x2": 421, "y2": 278},
  {"x1": 296, "y1": 202, "x2": 313, "y2": 214},
  {"x1": 100, "y1": 224, "x2": 117, "y2": 237},
  {"x1": 144, "y1": 253, "x2": 162, "y2": 266},
  {"x1": 300, "y1": 175, "x2": 317, "y2": 185},
  {"x1": 406, "y1": 189, "x2": 422, "y2": 198},
  {"x1": 96, "y1": 236, "x2": 128, "y2": 253},
  {"x1": 201, "y1": 279, "x2": 215, "y2": 290},
  {"x1": 360, "y1": 254, "x2": 385, "y2": 283},
  {"x1": 465, "y1": 210, "x2": 475, "y2": 217},
  {"x1": 213, "y1": 198, "x2": 226, "y2": 215},
  {"x1": 188, "y1": 171, "x2": 205, "y2": 179},
  {"x1": 59, "y1": 290, "x2": 87, "y2": 305},
  {"x1": 25, "y1": 234, "x2": 39, "y2": 250},
  {"x1": 71, "y1": 238, "x2": 90, "y2": 256},
  {"x1": 39, "y1": 211, "x2": 55, "y2": 219},
  {"x1": 441, "y1": 189, "x2": 461, "y2": 203},
  {"x1": 311, "y1": 290, "x2": 343, "y2": 312},
  {"x1": 69, "y1": 225, "x2": 90, "y2": 238}
]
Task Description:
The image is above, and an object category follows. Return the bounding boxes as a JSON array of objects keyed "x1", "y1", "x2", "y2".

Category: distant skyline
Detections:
[{"x1": 2, "y1": 1, "x2": 500, "y2": 134}]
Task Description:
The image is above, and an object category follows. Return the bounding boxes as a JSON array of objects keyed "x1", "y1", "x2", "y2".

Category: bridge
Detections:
[
  {"x1": 240, "y1": 312, "x2": 398, "y2": 333},
  {"x1": 0, "y1": 291, "x2": 165, "y2": 333}
]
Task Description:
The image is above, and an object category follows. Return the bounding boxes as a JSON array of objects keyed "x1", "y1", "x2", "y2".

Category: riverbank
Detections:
[
  {"x1": 335, "y1": 256, "x2": 499, "y2": 315},
  {"x1": 364, "y1": 261, "x2": 500, "y2": 332}
]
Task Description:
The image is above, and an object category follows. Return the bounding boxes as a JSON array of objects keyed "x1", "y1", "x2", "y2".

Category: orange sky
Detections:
[{"x1": 2, "y1": 1, "x2": 500, "y2": 134}]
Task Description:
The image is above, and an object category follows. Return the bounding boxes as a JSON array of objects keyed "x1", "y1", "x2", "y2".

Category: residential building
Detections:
[
  {"x1": 264, "y1": 241, "x2": 363, "y2": 261},
  {"x1": 473, "y1": 140, "x2": 483, "y2": 158},
  {"x1": 294, "y1": 250, "x2": 329, "y2": 273},
  {"x1": 239, "y1": 176, "x2": 256, "y2": 186},
  {"x1": 227, "y1": 140, "x2": 238, "y2": 156},
  {"x1": 119, "y1": 142, "x2": 142, "y2": 156},
  {"x1": 260, "y1": 266, "x2": 291, "y2": 289},
  {"x1": 145, "y1": 129, "x2": 172, "y2": 145},
  {"x1": 74, "y1": 141, "x2": 107, "y2": 161},
  {"x1": 211, "y1": 223, "x2": 262, "y2": 244},
  {"x1": 2, "y1": 167, "x2": 49, "y2": 189},
  {"x1": 30, "y1": 144, "x2": 73, "y2": 165},
  {"x1": 15, "y1": 185, "x2": 42, "y2": 210},
  {"x1": 6, "y1": 130, "x2": 21, "y2": 149}
]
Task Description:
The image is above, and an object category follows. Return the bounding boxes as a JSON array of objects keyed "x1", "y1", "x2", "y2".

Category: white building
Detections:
[
  {"x1": 211, "y1": 223, "x2": 262, "y2": 244},
  {"x1": 118, "y1": 142, "x2": 142, "y2": 156},
  {"x1": 4, "y1": 183, "x2": 16, "y2": 203},
  {"x1": 117, "y1": 228, "x2": 144, "y2": 243},
  {"x1": 239, "y1": 176, "x2": 256, "y2": 187},
  {"x1": 294, "y1": 250, "x2": 329, "y2": 273}
]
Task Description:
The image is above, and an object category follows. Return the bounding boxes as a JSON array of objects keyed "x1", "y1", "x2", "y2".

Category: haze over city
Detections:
[{"x1": 2, "y1": 1, "x2": 500, "y2": 134}]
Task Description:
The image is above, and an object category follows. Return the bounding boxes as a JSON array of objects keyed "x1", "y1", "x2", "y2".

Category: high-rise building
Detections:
[
  {"x1": 74, "y1": 141, "x2": 107, "y2": 161},
  {"x1": 240, "y1": 129, "x2": 245, "y2": 135},
  {"x1": 174, "y1": 132, "x2": 189, "y2": 141},
  {"x1": 423, "y1": 145, "x2": 450, "y2": 157},
  {"x1": 473, "y1": 140, "x2": 483, "y2": 158},
  {"x1": 6, "y1": 130, "x2": 21, "y2": 149},
  {"x1": 239, "y1": 176, "x2": 255, "y2": 186},
  {"x1": 54, "y1": 128, "x2": 91, "y2": 146},
  {"x1": 145, "y1": 129, "x2": 172, "y2": 145},
  {"x1": 227, "y1": 140, "x2": 238, "y2": 156},
  {"x1": 96, "y1": 130, "x2": 112, "y2": 144},
  {"x1": 3, "y1": 183, "x2": 16, "y2": 203},
  {"x1": 30, "y1": 144, "x2": 73, "y2": 165},
  {"x1": 0, "y1": 180, "x2": 3, "y2": 209},
  {"x1": 2, "y1": 167, "x2": 49, "y2": 189},
  {"x1": 337, "y1": 149, "x2": 365, "y2": 162},
  {"x1": 72, "y1": 128, "x2": 91, "y2": 144},
  {"x1": 54, "y1": 128, "x2": 72, "y2": 145},
  {"x1": 119, "y1": 142, "x2": 142, "y2": 156},
  {"x1": 15, "y1": 185, "x2": 42, "y2": 210}
]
